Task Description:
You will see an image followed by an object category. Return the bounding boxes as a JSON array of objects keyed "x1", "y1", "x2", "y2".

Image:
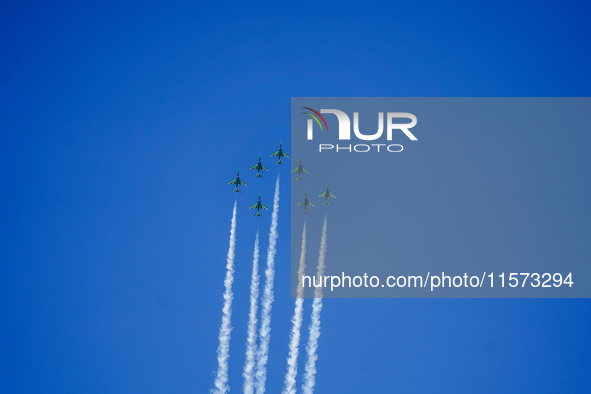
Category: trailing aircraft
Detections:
[
  {"x1": 228, "y1": 170, "x2": 247, "y2": 192},
  {"x1": 319, "y1": 183, "x2": 336, "y2": 204},
  {"x1": 291, "y1": 158, "x2": 309, "y2": 180},
  {"x1": 249, "y1": 155, "x2": 269, "y2": 177},
  {"x1": 297, "y1": 192, "x2": 315, "y2": 213},
  {"x1": 249, "y1": 194, "x2": 269, "y2": 217}
]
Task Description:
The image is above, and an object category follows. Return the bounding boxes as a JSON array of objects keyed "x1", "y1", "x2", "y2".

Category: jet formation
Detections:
[
  {"x1": 227, "y1": 142, "x2": 335, "y2": 215},
  {"x1": 227, "y1": 142, "x2": 289, "y2": 217}
]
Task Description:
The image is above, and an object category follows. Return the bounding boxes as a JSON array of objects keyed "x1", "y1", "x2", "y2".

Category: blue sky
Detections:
[{"x1": 1, "y1": 0, "x2": 590, "y2": 392}]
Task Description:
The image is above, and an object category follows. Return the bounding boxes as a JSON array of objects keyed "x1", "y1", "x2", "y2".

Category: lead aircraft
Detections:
[{"x1": 270, "y1": 142, "x2": 290, "y2": 164}]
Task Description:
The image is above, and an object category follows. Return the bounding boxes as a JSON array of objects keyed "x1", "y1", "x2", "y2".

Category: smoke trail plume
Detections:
[
  {"x1": 302, "y1": 215, "x2": 328, "y2": 394},
  {"x1": 282, "y1": 222, "x2": 307, "y2": 394},
  {"x1": 255, "y1": 175, "x2": 280, "y2": 393},
  {"x1": 243, "y1": 231, "x2": 260, "y2": 394},
  {"x1": 213, "y1": 201, "x2": 238, "y2": 394}
]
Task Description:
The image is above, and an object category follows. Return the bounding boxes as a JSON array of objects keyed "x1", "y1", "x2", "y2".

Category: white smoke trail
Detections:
[
  {"x1": 255, "y1": 175, "x2": 280, "y2": 393},
  {"x1": 302, "y1": 216, "x2": 328, "y2": 394},
  {"x1": 282, "y1": 222, "x2": 307, "y2": 394},
  {"x1": 243, "y1": 231, "x2": 260, "y2": 394},
  {"x1": 213, "y1": 201, "x2": 238, "y2": 394}
]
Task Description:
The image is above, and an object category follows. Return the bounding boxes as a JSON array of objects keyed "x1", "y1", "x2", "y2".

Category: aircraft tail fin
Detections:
[
  {"x1": 296, "y1": 175, "x2": 303, "y2": 180},
  {"x1": 254, "y1": 212, "x2": 263, "y2": 217},
  {"x1": 255, "y1": 174, "x2": 263, "y2": 178},
  {"x1": 232, "y1": 188, "x2": 241, "y2": 193}
]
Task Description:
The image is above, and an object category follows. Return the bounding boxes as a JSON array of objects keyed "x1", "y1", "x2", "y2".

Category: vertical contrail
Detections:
[
  {"x1": 255, "y1": 175, "x2": 280, "y2": 393},
  {"x1": 243, "y1": 231, "x2": 260, "y2": 394},
  {"x1": 282, "y1": 222, "x2": 307, "y2": 394},
  {"x1": 213, "y1": 201, "x2": 238, "y2": 394},
  {"x1": 302, "y1": 216, "x2": 328, "y2": 394}
]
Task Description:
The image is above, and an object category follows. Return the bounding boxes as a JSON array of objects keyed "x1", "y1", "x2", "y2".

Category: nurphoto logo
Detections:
[{"x1": 303, "y1": 107, "x2": 418, "y2": 153}]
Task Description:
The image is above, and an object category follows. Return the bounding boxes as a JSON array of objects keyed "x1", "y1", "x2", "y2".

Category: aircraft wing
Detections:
[
  {"x1": 329, "y1": 192, "x2": 336, "y2": 198},
  {"x1": 309, "y1": 201, "x2": 315, "y2": 207},
  {"x1": 261, "y1": 204, "x2": 269, "y2": 210},
  {"x1": 249, "y1": 203, "x2": 258, "y2": 209},
  {"x1": 297, "y1": 201, "x2": 305, "y2": 206},
  {"x1": 261, "y1": 164, "x2": 269, "y2": 171},
  {"x1": 228, "y1": 178, "x2": 237, "y2": 185},
  {"x1": 249, "y1": 163, "x2": 258, "y2": 170},
  {"x1": 238, "y1": 179, "x2": 247, "y2": 186},
  {"x1": 319, "y1": 191, "x2": 327, "y2": 197},
  {"x1": 270, "y1": 150, "x2": 280, "y2": 157},
  {"x1": 302, "y1": 168, "x2": 309, "y2": 174},
  {"x1": 290, "y1": 167, "x2": 299, "y2": 173},
  {"x1": 282, "y1": 152, "x2": 290, "y2": 158}
]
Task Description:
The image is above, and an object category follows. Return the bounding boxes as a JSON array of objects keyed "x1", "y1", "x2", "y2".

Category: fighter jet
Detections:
[
  {"x1": 270, "y1": 142, "x2": 290, "y2": 164},
  {"x1": 291, "y1": 158, "x2": 309, "y2": 180},
  {"x1": 297, "y1": 192, "x2": 315, "y2": 213},
  {"x1": 319, "y1": 183, "x2": 336, "y2": 204},
  {"x1": 249, "y1": 194, "x2": 269, "y2": 217},
  {"x1": 228, "y1": 170, "x2": 247, "y2": 192},
  {"x1": 249, "y1": 155, "x2": 269, "y2": 177}
]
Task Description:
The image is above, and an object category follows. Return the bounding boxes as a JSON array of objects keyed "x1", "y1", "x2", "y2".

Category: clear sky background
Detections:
[{"x1": 1, "y1": 1, "x2": 590, "y2": 393}]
